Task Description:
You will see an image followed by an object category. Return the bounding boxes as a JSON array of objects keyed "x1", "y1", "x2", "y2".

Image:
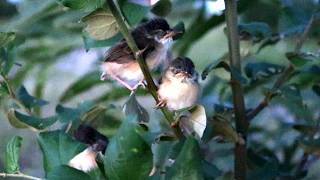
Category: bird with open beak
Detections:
[
  {"x1": 68, "y1": 124, "x2": 108, "y2": 172},
  {"x1": 156, "y1": 57, "x2": 200, "y2": 111},
  {"x1": 101, "y1": 18, "x2": 181, "y2": 92}
]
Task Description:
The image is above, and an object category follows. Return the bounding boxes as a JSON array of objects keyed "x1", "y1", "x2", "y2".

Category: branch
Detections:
[
  {"x1": 224, "y1": 0, "x2": 248, "y2": 179},
  {"x1": 0, "y1": 172, "x2": 43, "y2": 180},
  {"x1": 247, "y1": 15, "x2": 315, "y2": 121},
  {"x1": 105, "y1": 0, "x2": 180, "y2": 136}
]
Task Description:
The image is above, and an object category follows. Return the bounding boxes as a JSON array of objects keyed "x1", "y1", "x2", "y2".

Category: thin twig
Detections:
[
  {"x1": 247, "y1": 15, "x2": 315, "y2": 121},
  {"x1": 105, "y1": 0, "x2": 181, "y2": 137},
  {"x1": 224, "y1": 0, "x2": 248, "y2": 179},
  {"x1": 0, "y1": 172, "x2": 43, "y2": 180}
]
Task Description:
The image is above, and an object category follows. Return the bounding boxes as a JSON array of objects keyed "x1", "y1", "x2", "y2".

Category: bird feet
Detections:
[
  {"x1": 135, "y1": 46, "x2": 149, "y2": 57},
  {"x1": 155, "y1": 97, "x2": 167, "y2": 109}
]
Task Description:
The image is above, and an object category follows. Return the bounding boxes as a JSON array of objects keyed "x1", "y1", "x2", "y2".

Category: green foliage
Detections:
[
  {"x1": 5, "y1": 136, "x2": 22, "y2": 173},
  {"x1": 16, "y1": 85, "x2": 48, "y2": 109},
  {"x1": 47, "y1": 165, "x2": 93, "y2": 180},
  {"x1": 104, "y1": 116, "x2": 152, "y2": 180}
]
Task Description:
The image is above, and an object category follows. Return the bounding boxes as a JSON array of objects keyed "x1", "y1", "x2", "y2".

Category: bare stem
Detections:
[
  {"x1": 106, "y1": 0, "x2": 180, "y2": 136},
  {"x1": 224, "y1": 0, "x2": 248, "y2": 179},
  {"x1": 247, "y1": 15, "x2": 315, "y2": 121},
  {"x1": 0, "y1": 172, "x2": 43, "y2": 180}
]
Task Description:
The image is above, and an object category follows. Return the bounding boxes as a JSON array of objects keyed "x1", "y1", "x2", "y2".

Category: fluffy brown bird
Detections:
[
  {"x1": 101, "y1": 18, "x2": 181, "y2": 91},
  {"x1": 156, "y1": 57, "x2": 200, "y2": 111}
]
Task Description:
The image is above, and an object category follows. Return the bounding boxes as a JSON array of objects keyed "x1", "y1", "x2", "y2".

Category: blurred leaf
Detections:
[
  {"x1": 172, "y1": 21, "x2": 185, "y2": 40},
  {"x1": 0, "y1": 46, "x2": 15, "y2": 75},
  {"x1": 286, "y1": 52, "x2": 315, "y2": 67},
  {"x1": 104, "y1": 116, "x2": 152, "y2": 180},
  {"x1": 81, "y1": 104, "x2": 107, "y2": 123},
  {"x1": 59, "y1": 71, "x2": 102, "y2": 102},
  {"x1": 179, "y1": 104, "x2": 207, "y2": 139},
  {"x1": 0, "y1": 81, "x2": 10, "y2": 96},
  {"x1": 38, "y1": 131, "x2": 86, "y2": 174},
  {"x1": 47, "y1": 165, "x2": 93, "y2": 180},
  {"x1": 5, "y1": 136, "x2": 22, "y2": 173},
  {"x1": 292, "y1": 124, "x2": 318, "y2": 135},
  {"x1": 166, "y1": 137, "x2": 203, "y2": 180},
  {"x1": 300, "y1": 138, "x2": 320, "y2": 154},
  {"x1": 201, "y1": 54, "x2": 229, "y2": 80},
  {"x1": 149, "y1": 141, "x2": 175, "y2": 176},
  {"x1": 244, "y1": 62, "x2": 284, "y2": 81},
  {"x1": 82, "y1": 8, "x2": 119, "y2": 40},
  {"x1": 16, "y1": 85, "x2": 48, "y2": 109},
  {"x1": 289, "y1": 65, "x2": 320, "y2": 88},
  {"x1": 151, "y1": 0, "x2": 172, "y2": 17},
  {"x1": 0, "y1": 32, "x2": 15, "y2": 47},
  {"x1": 119, "y1": 0, "x2": 149, "y2": 26},
  {"x1": 202, "y1": 160, "x2": 222, "y2": 179},
  {"x1": 82, "y1": 32, "x2": 122, "y2": 50},
  {"x1": 56, "y1": 0, "x2": 104, "y2": 12},
  {"x1": 312, "y1": 84, "x2": 320, "y2": 96},
  {"x1": 248, "y1": 159, "x2": 279, "y2": 180},
  {"x1": 8, "y1": 110, "x2": 57, "y2": 130},
  {"x1": 123, "y1": 93, "x2": 149, "y2": 123},
  {"x1": 238, "y1": 22, "x2": 272, "y2": 41}
]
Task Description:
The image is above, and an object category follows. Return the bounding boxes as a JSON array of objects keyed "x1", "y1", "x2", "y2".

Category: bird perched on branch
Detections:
[
  {"x1": 101, "y1": 18, "x2": 181, "y2": 91},
  {"x1": 156, "y1": 57, "x2": 200, "y2": 111},
  {"x1": 68, "y1": 124, "x2": 108, "y2": 172}
]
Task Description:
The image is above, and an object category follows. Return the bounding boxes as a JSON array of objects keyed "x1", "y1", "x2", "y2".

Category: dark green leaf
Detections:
[
  {"x1": 8, "y1": 110, "x2": 57, "y2": 130},
  {"x1": 56, "y1": 0, "x2": 104, "y2": 12},
  {"x1": 0, "y1": 46, "x2": 15, "y2": 75},
  {"x1": 201, "y1": 54, "x2": 230, "y2": 80},
  {"x1": 5, "y1": 136, "x2": 22, "y2": 173},
  {"x1": 83, "y1": 32, "x2": 122, "y2": 51},
  {"x1": 202, "y1": 160, "x2": 222, "y2": 179},
  {"x1": 150, "y1": 141, "x2": 175, "y2": 176},
  {"x1": 151, "y1": 0, "x2": 172, "y2": 17},
  {"x1": 300, "y1": 138, "x2": 320, "y2": 154},
  {"x1": 37, "y1": 131, "x2": 86, "y2": 174},
  {"x1": 119, "y1": 0, "x2": 149, "y2": 26},
  {"x1": 123, "y1": 93, "x2": 149, "y2": 122},
  {"x1": 286, "y1": 52, "x2": 315, "y2": 67},
  {"x1": 16, "y1": 85, "x2": 48, "y2": 109},
  {"x1": 244, "y1": 62, "x2": 284, "y2": 81},
  {"x1": 312, "y1": 84, "x2": 320, "y2": 96},
  {"x1": 56, "y1": 101, "x2": 93, "y2": 123},
  {"x1": 0, "y1": 32, "x2": 15, "y2": 48},
  {"x1": 104, "y1": 116, "x2": 152, "y2": 180},
  {"x1": 59, "y1": 71, "x2": 102, "y2": 102},
  {"x1": 166, "y1": 137, "x2": 203, "y2": 180},
  {"x1": 47, "y1": 165, "x2": 93, "y2": 180},
  {"x1": 238, "y1": 22, "x2": 272, "y2": 41},
  {"x1": 172, "y1": 21, "x2": 185, "y2": 40}
]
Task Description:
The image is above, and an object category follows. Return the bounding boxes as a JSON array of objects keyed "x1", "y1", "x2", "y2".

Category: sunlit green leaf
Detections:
[
  {"x1": 37, "y1": 131, "x2": 86, "y2": 174},
  {"x1": 5, "y1": 136, "x2": 22, "y2": 173},
  {"x1": 151, "y1": 0, "x2": 172, "y2": 17},
  {"x1": 82, "y1": 8, "x2": 119, "y2": 40},
  {"x1": 166, "y1": 137, "x2": 204, "y2": 180},
  {"x1": 104, "y1": 116, "x2": 152, "y2": 180},
  {"x1": 0, "y1": 32, "x2": 15, "y2": 48},
  {"x1": 47, "y1": 165, "x2": 93, "y2": 180},
  {"x1": 16, "y1": 85, "x2": 48, "y2": 109},
  {"x1": 8, "y1": 110, "x2": 57, "y2": 130}
]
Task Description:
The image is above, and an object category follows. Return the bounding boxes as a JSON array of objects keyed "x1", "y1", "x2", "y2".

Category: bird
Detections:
[
  {"x1": 100, "y1": 18, "x2": 181, "y2": 91},
  {"x1": 156, "y1": 57, "x2": 200, "y2": 111},
  {"x1": 68, "y1": 124, "x2": 108, "y2": 172}
]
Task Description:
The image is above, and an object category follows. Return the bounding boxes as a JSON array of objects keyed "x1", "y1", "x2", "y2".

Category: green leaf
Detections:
[
  {"x1": 82, "y1": 8, "x2": 119, "y2": 40},
  {"x1": 286, "y1": 52, "x2": 315, "y2": 67},
  {"x1": 238, "y1": 22, "x2": 272, "y2": 41},
  {"x1": 7, "y1": 110, "x2": 57, "y2": 130},
  {"x1": 104, "y1": 116, "x2": 152, "y2": 180},
  {"x1": 202, "y1": 160, "x2": 222, "y2": 179},
  {"x1": 5, "y1": 136, "x2": 22, "y2": 173},
  {"x1": 56, "y1": 0, "x2": 104, "y2": 12},
  {"x1": 59, "y1": 71, "x2": 102, "y2": 102},
  {"x1": 82, "y1": 32, "x2": 122, "y2": 50},
  {"x1": 0, "y1": 46, "x2": 15, "y2": 75},
  {"x1": 244, "y1": 62, "x2": 284, "y2": 81},
  {"x1": 16, "y1": 85, "x2": 48, "y2": 109},
  {"x1": 56, "y1": 102, "x2": 92, "y2": 123},
  {"x1": 151, "y1": 0, "x2": 172, "y2": 17},
  {"x1": 201, "y1": 54, "x2": 230, "y2": 80},
  {"x1": 312, "y1": 84, "x2": 320, "y2": 96},
  {"x1": 0, "y1": 32, "x2": 15, "y2": 48},
  {"x1": 166, "y1": 137, "x2": 203, "y2": 180},
  {"x1": 37, "y1": 131, "x2": 86, "y2": 174},
  {"x1": 7, "y1": 109, "x2": 30, "y2": 129},
  {"x1": 47, "y1": 165, "x2": 93, "y2": 180},
  {"x1": 172, "y1": 21, "x2": 185, "y2": 40},
  {"x1": 123, "y1": 93, "x2": 149, "y2": 122},
  {"x1": 119, "y1": 0, "x2": 149, "y2": 26},
  {"x1": 149, "y1": 141, "x2": 175, "y2": 176}
]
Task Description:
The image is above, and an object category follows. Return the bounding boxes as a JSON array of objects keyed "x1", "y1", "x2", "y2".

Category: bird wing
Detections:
[{"x1": 104, "y1": 40, "x2": 136, "y2": 64}]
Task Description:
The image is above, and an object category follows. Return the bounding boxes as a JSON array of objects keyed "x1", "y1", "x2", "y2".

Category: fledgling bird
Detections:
[
  {"x1": 101, "y1": 18, "x2": 181, "y2": 91},
  {"x1": 156, "y1": 57, "x2": 200, "y2": 111},
  {"x1": 68, "y1": 124, "x2": 108, "y2": 172}
]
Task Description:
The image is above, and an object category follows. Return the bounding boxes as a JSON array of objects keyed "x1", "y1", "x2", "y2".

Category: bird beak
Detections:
[{"x1": 164, "y1": 30, "x2": 183, "y2": 39}]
